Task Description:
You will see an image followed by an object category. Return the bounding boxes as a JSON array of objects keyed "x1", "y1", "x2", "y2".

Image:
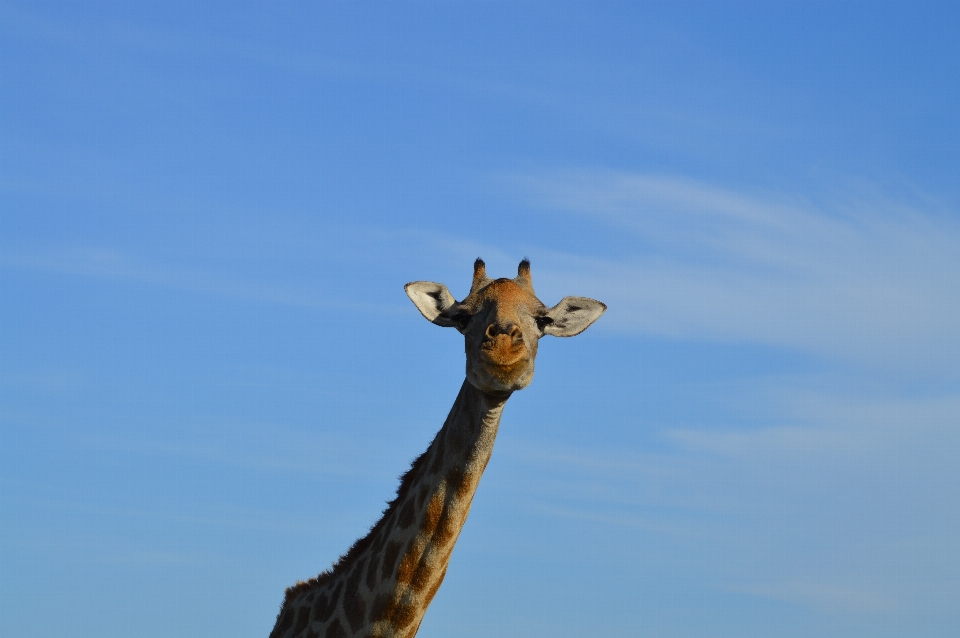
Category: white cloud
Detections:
[{"x1": 511, "y1": 170, "x2": 960, "y2": 370}]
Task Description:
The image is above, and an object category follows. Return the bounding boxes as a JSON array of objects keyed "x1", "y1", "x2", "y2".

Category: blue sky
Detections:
[{"x1": 2, "y1": 2, "x2": 958, "y2": 637}]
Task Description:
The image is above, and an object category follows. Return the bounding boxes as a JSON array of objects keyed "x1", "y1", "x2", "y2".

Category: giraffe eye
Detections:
[
  {"x1": 450, "y1": 313, "x2": 472, "y2": 330},
  {"x1": 535, "y1": 316, "x2": 554, "y2": 332}
]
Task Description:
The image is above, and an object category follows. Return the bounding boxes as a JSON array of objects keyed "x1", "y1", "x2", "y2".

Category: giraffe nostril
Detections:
[{"x1": 485, "y1": 323, "x2": 522, "y2": 341}]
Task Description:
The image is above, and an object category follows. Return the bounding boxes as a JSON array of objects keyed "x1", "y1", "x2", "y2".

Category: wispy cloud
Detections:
[
  {"x1": 512, "y1": 384, "x2": 960, "y2": 503},
  {"x1": 499, "y1": 382, "x2": 960, "y2": 614},
  {"x1": 666, "y1": 392, "x2": 960, "y2": 457},
  {"x1": 0, "y1": 247, "x2": 404, "y2": 314},
  {"x1": 726, "y1": 580, "x2": 899, "y2": 613},
  {"x1": 510, "y1": 170, "x2": 960, "y2": 370}
]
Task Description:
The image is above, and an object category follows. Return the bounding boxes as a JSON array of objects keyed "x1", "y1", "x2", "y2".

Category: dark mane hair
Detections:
[{"x1": 275, "y1": 442, "x2": 433, "y2": 612}]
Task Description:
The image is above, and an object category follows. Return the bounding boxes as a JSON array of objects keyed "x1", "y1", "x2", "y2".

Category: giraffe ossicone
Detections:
[{"x1": 270, "y1": 259, "x2": 605, "y2": 638}]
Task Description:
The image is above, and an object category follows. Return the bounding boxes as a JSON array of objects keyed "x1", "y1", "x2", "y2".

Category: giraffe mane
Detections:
[{"x1": 278, "y1": 444, "x2": 433, "y2": 608}]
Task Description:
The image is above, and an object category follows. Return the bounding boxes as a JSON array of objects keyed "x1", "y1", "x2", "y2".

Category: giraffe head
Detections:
[{"x1": 405, "y1": 259, "x2": 606, "y2": 394}]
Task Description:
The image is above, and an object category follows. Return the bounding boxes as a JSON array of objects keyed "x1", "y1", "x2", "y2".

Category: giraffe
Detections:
[{"x1": 269, "y1": 258, "x2": 605, "y2": 638}]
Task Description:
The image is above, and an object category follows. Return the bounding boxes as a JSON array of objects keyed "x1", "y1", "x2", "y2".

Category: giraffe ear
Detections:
[
  {"x1": 542, "y1": 296, "x2": 606, "y2": 337},
  {"x1": 405, "y1": 281, "x2": 461, "y2": 327}
]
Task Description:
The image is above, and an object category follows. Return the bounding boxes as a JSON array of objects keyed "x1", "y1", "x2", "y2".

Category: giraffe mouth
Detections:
[
  {"x1": 481, "y1": 355, "x2": 528, "y2": 372},
  {"x1": 479, "y1": 335, "x2": 528, "y2": 368}
]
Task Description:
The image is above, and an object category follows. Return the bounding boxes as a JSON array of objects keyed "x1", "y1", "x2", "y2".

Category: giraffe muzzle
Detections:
[{"x1": 479, "y1": 332, "x2": 528, "y2": 368}]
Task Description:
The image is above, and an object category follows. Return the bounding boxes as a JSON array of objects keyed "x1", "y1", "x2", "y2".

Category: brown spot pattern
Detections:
[
  {"x1": 313, "y1": 593, "x2": 334, "y2": 624},
  {"x1": 396, "y1": 545, "x2": 417, "y2": 585},
  {"x1": 415, "y1": 484, "x2": 429, "y2": 509},
  {"x1": 446, "y1": 468, "x2": 465, "y2": 498},
  {"x1": 365, "y1": 554, "x2": 380, "y2": 590},
  {"x1": 433, "y1": 508, "x2": 457, "y2": 547},
  {"x1": 344, "y1": 592, "x2": 367, "y2": 633},
  {"x1": 428, "y1": 438, "x2": 446, "y2": 474},
  {"x1": 293, "y1": 605, "x2": 311, "y2": 636},
  {"x1": 324, "y1": 619, "x2": 347, "y2": 638},
  {"x1": 421, "y1": 490, "x2": 444, "y2": 537},
  {"x1": 391, "y1": 601, "x2": 418, "y2": 630},
  {"x1": 274, "y1": 607, "x2": 295, "y2": 636},
  {"x1": 397, "y1": 499, "x2": 416, "y2": 529},
  {"x1": 328, "y1": 582, "x2": 344, "y2": 616},
  {"x1": 369, "y1": 591, "x2": 395, "y2": 623},
  {"x1": 423, "y1": 566, "x2": 447, "y2": 606},
  {"x1": 381, "y1": 541, "x2": 402, "y2": 580},
  {"x1": 346, "y1": 558, "x2": 364, "y2": 596},
  {"x1": 409, "y1": 556, "x2": 433, "y2": 592}
]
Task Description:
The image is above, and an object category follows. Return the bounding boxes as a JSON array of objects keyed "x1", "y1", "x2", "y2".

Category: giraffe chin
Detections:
[{"x1": 469, "y1": 356, "x2": 534, "y2": 394}]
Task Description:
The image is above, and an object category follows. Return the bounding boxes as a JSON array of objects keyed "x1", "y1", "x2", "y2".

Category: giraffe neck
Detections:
[{"x1": 271, "y1": 380, "x2": 510, "y2": 638}]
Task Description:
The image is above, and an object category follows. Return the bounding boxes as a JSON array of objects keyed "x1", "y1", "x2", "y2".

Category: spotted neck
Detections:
[{"x1": 270, "y1": 380, "x2": 509, "y2": 638}]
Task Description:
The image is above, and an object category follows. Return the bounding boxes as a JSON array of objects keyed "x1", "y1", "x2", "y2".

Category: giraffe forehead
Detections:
[{"x1": 475, "y1": 279, "x2": 541, "y2": 312}]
